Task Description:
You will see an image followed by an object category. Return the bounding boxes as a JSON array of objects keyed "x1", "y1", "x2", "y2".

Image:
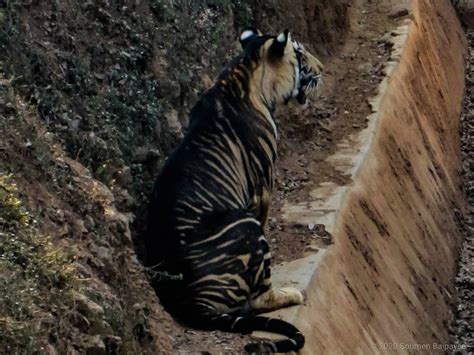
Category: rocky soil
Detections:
[
  {"x1": 267, "y1": 0, "x2": 399, "y2": 263},
  {"x1": 450, "y1": 26, "x2": 474, "y2": 354}
]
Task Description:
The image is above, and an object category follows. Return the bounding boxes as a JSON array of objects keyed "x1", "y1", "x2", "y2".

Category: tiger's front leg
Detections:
[
  {"x1": 251, "y1": 235, "x2": 304, "y2": 312},
  {"x1": 255, "y1": 188, "x2": 270, "y2": 229}
]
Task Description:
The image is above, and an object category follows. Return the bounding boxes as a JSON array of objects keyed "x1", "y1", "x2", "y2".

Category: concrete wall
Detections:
[{"x1": 294, "y1": 0, "x2": 467, "y2": 352}]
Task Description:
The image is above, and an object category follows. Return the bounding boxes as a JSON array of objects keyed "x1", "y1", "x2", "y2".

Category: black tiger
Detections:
[{"x1": 145, "y1": 28, "x2": 323, "y2": 353}]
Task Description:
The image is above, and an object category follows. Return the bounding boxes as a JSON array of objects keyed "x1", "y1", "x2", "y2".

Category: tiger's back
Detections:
[{"x1": 147, "y1": 84, "x2": 277, "y2": 311}]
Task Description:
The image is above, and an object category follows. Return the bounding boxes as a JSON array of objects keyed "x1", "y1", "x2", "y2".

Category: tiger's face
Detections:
[{"x1": 239, "y1": 28, "x2": 324, "y2": 107}]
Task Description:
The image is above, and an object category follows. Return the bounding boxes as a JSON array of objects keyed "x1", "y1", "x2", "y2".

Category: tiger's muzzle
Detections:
[{"x1": 294, "y1": 46, "x2": 324, "y2": 105}]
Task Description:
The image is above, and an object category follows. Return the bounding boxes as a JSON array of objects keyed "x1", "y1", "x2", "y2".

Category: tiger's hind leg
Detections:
[{"x1": 250, "y1": 235, "x2": 304, "y2": 313}]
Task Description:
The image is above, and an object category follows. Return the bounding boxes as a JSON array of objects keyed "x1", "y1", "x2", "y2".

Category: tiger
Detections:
[{"x1": 145, "y1": 27, "x2": 323, "y2": 353}]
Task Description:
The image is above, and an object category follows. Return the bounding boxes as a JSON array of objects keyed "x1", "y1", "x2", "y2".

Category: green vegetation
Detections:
[{"x1": 0, "y1": 174, "x2": 78, "y2": 353}]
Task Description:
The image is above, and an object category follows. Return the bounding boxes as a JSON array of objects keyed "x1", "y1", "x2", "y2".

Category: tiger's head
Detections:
[{"x1": 217, "y1": 28, "x2": 323, "y2": 108}]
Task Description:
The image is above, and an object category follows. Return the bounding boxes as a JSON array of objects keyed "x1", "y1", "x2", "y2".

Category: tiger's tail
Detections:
[
  {"x1": 236, "y1": 316, "x2": 305, "y2": 353},
  {"x1": 184, "y1": 310, "x2": 305, "y2": 353}
]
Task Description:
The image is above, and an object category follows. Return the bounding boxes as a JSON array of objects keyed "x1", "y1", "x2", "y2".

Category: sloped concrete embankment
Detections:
[{"x1": 256, "y1": 0, "x2": 468, "y2": 353}]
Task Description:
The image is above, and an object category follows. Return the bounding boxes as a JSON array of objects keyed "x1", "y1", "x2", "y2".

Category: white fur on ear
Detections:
[
  {"x1": 277, "y1": 32, "x2": 287, "y2": 43},
  {"x1": 240, "y1": 30, "x2": 255, "y2": 42}
]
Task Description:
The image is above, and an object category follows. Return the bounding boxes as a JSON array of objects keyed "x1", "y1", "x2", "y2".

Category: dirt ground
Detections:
[{"x1": 268, "y1": 0, "x2": 398, "y2": 263}]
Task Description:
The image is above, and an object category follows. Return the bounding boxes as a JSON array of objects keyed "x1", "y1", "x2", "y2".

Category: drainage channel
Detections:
[{"x1": 254, "y1": 0, "x2": 468, "y2": 353}]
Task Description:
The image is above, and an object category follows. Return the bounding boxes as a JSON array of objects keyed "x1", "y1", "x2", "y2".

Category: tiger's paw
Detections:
[
  {"x1": 277, "y1": 287, "x2": 304, "y2": 306},
  {"x1": 251, "y1": 286, "x2": 304, "y2": 312}
]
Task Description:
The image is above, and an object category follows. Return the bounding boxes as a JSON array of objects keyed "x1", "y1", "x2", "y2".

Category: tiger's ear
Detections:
[
  {"x1": 269, "y1": 29, "x2": 289, "y2": 58},
  {"x1": 239, "y1": 27, "x2": 261, "y2": 48}
]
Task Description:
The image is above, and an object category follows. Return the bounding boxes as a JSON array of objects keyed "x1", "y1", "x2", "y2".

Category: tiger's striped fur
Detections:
[{"x1": 146, "y1": 28, "x2": 323, "y2": 353}]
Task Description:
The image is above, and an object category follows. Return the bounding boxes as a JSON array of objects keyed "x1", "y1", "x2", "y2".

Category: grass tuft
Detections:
[{"x1": 0, "y1": 174, "x2": 79, "y2": 353}]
